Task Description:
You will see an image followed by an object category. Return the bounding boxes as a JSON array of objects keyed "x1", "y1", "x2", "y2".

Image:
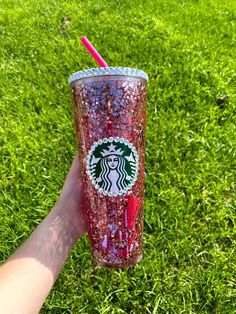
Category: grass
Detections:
[{"x1": 0, "y1": 0, "x2": 236, "y2": 312}]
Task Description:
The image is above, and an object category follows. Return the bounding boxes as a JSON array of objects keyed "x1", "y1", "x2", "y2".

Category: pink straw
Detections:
[{"x1": 81, "y1": 36, "x2": 108, "y2": 67}]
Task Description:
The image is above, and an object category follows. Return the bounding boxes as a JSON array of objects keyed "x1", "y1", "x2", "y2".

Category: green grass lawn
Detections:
[{"x1": 1, "y1": 0, "x2": 236, "y2": 312}]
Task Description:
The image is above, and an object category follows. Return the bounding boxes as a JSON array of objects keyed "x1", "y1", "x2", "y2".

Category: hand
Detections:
[
  {"x1": 0, "y1": 154, "x2": 88, "y2": 314},
  {"x1": 53, "y1": 154, "x2": 87, "y2": 239}
]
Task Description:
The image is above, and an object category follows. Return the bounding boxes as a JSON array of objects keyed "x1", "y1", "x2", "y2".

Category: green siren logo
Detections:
[{"x1": 86, "y1": 137, "x2": 139, "y2": 197}]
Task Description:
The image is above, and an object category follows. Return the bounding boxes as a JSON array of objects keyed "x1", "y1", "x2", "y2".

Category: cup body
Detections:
[{"x1": 70, "y1": 68, "x2": 147, "y2": 268}]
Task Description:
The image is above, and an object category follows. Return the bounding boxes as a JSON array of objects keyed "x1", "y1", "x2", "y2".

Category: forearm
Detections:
[{"x1": 0, "y1": 209, "x2": 79, "y2": 314}]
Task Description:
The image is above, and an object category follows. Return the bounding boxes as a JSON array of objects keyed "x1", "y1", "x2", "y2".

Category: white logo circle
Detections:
[{"x1": 86, "y1": 137, "x2": 139, "y2": 197}]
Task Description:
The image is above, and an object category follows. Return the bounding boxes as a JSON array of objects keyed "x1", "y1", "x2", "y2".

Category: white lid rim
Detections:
[{"x1": 68, "y1": 66, "x2": 149, "y2": 85}]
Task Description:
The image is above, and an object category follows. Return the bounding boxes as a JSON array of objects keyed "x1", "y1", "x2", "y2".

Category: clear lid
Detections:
[{"x1": 68, "y1": 66, "x2": 149, "y2": 85}]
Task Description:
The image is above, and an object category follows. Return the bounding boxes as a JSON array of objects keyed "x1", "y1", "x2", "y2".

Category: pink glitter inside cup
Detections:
[{"x1": 69, "y1": 67, "x2": 148, "y2": 268}]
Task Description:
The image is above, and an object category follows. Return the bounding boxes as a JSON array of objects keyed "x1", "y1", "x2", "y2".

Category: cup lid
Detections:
[{"x1": 68, "y1": 66, "x2": 149, "y2": 85}]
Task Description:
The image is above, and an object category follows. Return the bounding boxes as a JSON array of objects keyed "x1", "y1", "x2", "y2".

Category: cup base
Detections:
[{"x1": 92, "y1": 254, "x2": 143, "y2": 269}]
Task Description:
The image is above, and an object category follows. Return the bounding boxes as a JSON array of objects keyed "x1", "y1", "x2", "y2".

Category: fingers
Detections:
[{"x1": 66, "y1": 153, "x2": 81, "y2": 181}]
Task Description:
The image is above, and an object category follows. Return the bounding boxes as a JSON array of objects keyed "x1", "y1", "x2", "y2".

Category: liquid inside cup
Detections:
[{"x1": 70, "y1": 68, "x2": 148, "y2": 268}]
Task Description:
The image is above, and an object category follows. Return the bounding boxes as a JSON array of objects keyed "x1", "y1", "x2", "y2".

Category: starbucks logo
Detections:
[{"x1": 86, "y1": 137, "x2": 139, "y2": 197}]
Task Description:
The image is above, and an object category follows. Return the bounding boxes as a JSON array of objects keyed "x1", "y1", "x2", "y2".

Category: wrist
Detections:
[{"x1": 52, "y1": 203, "x2": 85, "y2": 240}]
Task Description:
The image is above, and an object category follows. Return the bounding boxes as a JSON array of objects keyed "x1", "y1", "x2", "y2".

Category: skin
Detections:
[{"x1": 0, "y1": 154, "x2": 87, "y2": 314}]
